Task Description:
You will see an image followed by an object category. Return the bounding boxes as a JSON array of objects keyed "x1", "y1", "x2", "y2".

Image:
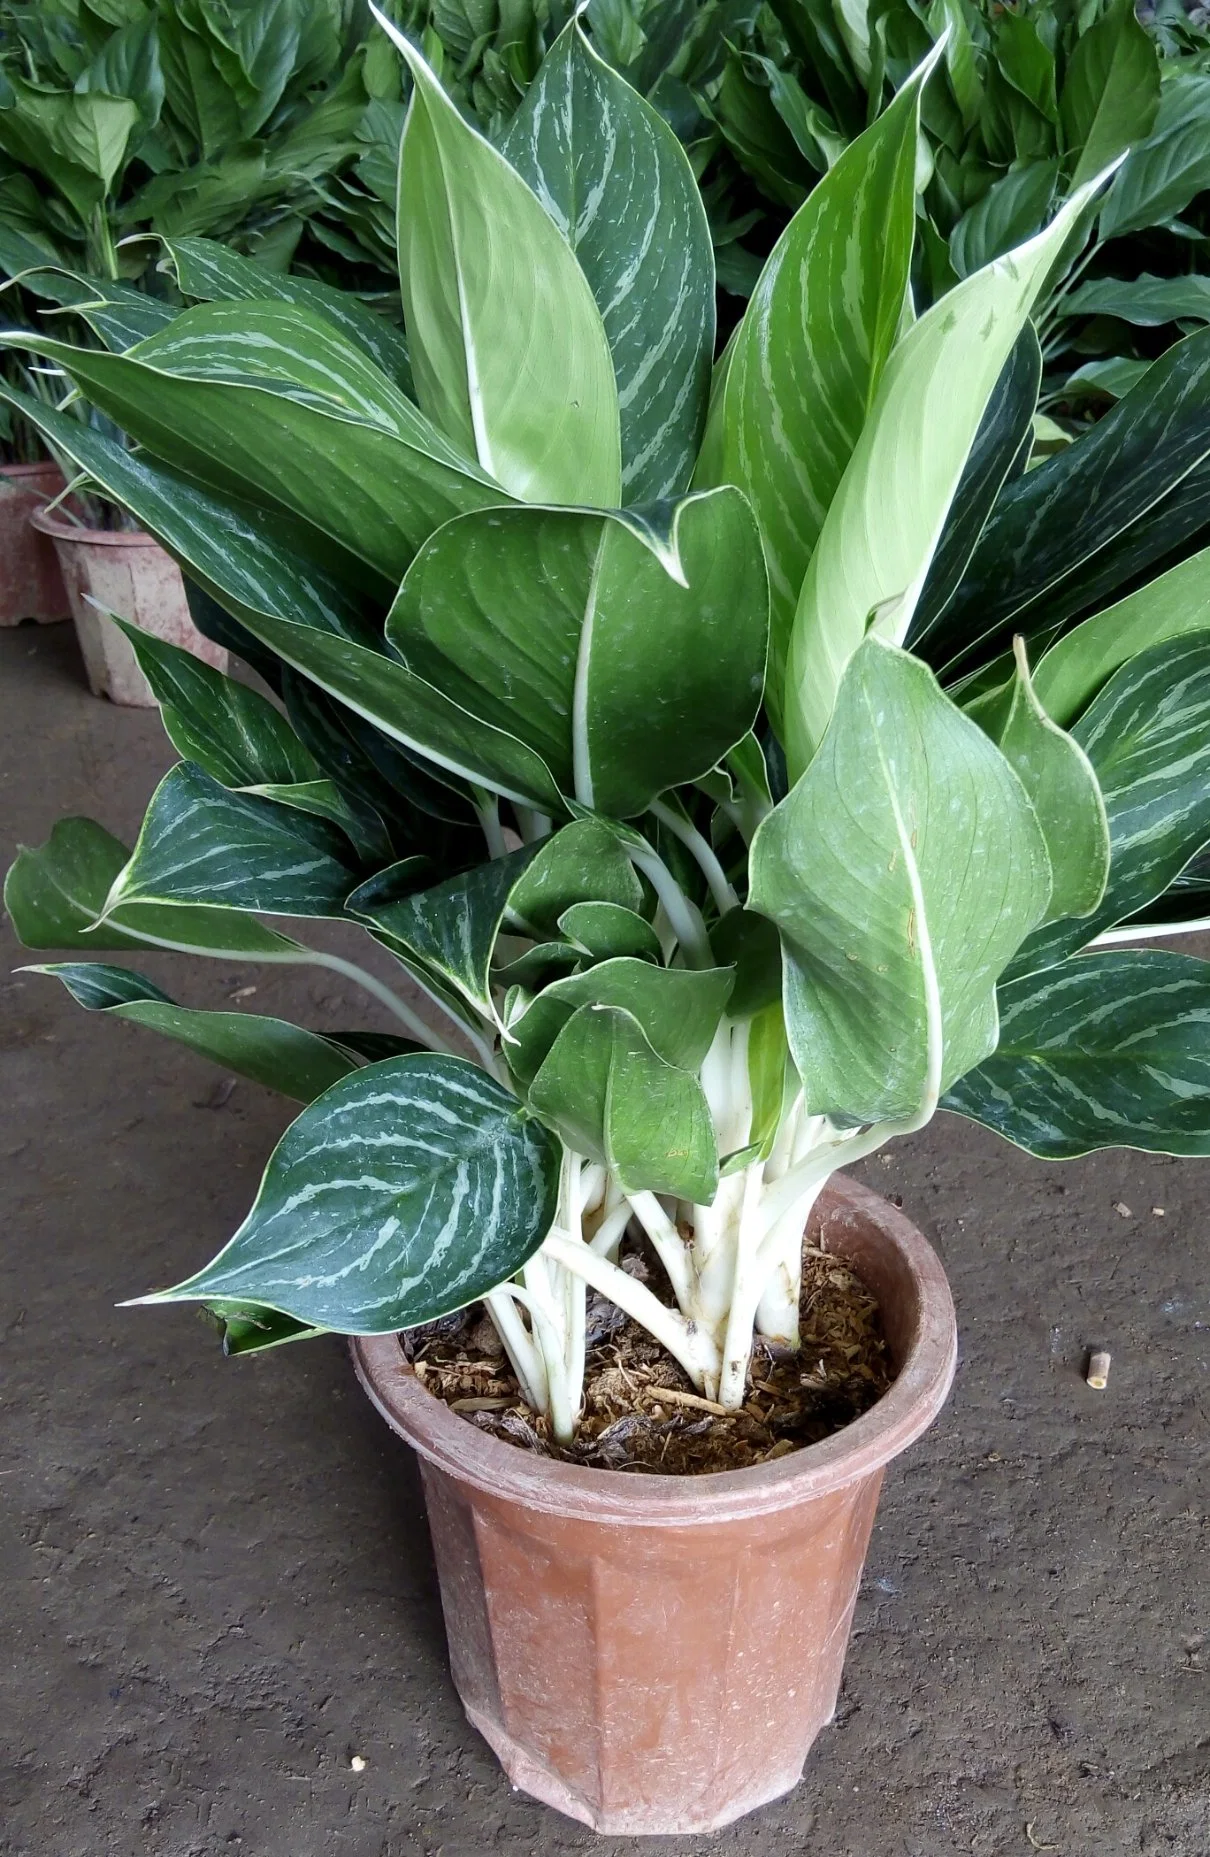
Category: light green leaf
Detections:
[
  {"x1": 1010, "y1": 633, "x2": 1210, "y2": 977},
  {"x1": 111, "y1": 618, "x2": 318, "y2": 789},
  {"x1": 384, "y1": 490, "x2": 768, "y2": 816},
  {"x1": 1031, "y1": 546, "x2": 1210, "y2": 726},
  {"x1": 1062, "y1": 356, "x2": 1151, "y2": 401},
  {"x1": 750, "y1": 637, "x2": 1051, "y2": 1123},
  {"x1": 1060, "y1": 0, "x2": 1160, "y2": 189},
  {"x1": 54, "y1": 92, "x2": 141, "y2": 190},
  {"x1": 507, "y1": 958, "x2": 734, "y2": 1090},
  {"x1": 502, "y1": 22, "x2": 714, "y2": 502},
  {"x1": 783, "y1": 167, "x2": 1116, "y2": 776},
  {"x1": 700, "y1": 48, "x2": 937, "y2": 715},
  {"x1": 508, "y1": 817, "x2": 644, "y2": 929},
  {"x1": 558, "y1": 902, "x2": 661, "y2": 963},
  {"x1": 527, "y1": 1003, "x2": 718, "y2": 1203},
  {"x1": 383, "y1": 16, "x2": 621, "y2": 505},
  {"x1": 102, "y1": 764, "x2": 359, "y2": 921},
  {"x1": 943, "y1": 950, "x2": 1210, "y2": 1157},
  {"x1": 991, "y1": 638, "x2": 1109, "y2": 922},
  {"x1": 204, "y1": 1302, "x2": 328, "y2": 1355},
  {"x1": 133, "y1": 1055, "x2": 561, "y2": 1333},
  {"x1": 28, "y1": 963, "x2": 371, "y2": 1102},
  {"x1": 161, "y1": 235, "x2": 413, "y2": 391}
]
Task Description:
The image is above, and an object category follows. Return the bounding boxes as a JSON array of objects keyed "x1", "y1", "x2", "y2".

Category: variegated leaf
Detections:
[
  {"x1": 132, "y1": 1055, "x2": 561, "y2": 1333},
  {"x1": 943, "y1": 951, "x2": 1210, "y2": 1157},
  {"x1": 503, "y1": 22, "x2": 714, "y2": 502}
]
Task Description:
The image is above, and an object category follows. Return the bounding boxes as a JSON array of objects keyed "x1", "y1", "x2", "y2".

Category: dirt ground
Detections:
[{"x1": 1, "y1": 621, "x2": 1206, "y2": 1857}]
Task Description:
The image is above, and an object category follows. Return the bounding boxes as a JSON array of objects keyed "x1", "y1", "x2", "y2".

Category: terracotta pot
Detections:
[
  {"x1": 353, "y1": 1174, "x2": 957, "y2": 1834},
  {"x1": 29, "y1": 504, "x2": 227, "y2": 705},
  {"x1": 0, "y1": 460, "x2": 71, "y2": 625}
]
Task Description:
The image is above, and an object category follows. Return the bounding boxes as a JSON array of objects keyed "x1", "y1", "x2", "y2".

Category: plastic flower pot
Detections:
[
  {"x1": 353, "y1": 1173, "x2": 957, "y2": 1835},
  {"x1": 29, "y1": 503, "x2": 227, "y2": 705},
  {"x1": 0, "y1": 460, "x2": 71, "y2": 625}
]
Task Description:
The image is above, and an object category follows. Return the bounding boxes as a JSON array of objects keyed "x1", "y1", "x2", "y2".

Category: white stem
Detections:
[
  {"x1": 310, "y1": 952, "x2": 455, "y2": 1052},
  {"x1": 715, "y1": 1162, "x2": 768, "y2": 1408},
  {"x1": 474, "y1": 790, "x2": 508, "y2": 859},
  {"x1": 589, "y1": 1200, "x2": 634, "y2": 1257},
  {"x1": 542, "y1": 1231, "x2": 720, "y2": 1392},
  {"x1": 626, "y1": 841, "x2": 713, "y2": 969},
  {"x1": 625, "y1": 1190, "x2": 697, "y2": 1307},
  {"x1": 515, "y1": 808, "x2": 553, "y2": 844},
  {"x1": 649, "y1": 800, "x2": 740, "y2": 915},
  {"x1": 1092, "y1": 916, "x2": 1210, "y2": 946},
  {"x1": 484, "y1": 1286, "x2": 549, "y2": 1414}
]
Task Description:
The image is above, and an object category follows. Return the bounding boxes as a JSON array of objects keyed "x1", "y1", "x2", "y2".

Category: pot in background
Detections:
[
  {"x1": 353, "y1": 1174, "x2": 957, "y2": 1835},
  {"x1": 29, "y1": 504, "x2": 227, "y2": 705},
  {"x1": 0, "y1": 460, "x2": 71, "y2": 625}
]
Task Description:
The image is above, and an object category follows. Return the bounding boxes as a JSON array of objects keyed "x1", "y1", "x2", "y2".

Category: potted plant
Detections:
[
  {"x1": 8, "y1": 17, "x2": 1210, "y2": 1833},
  {"x1": 0, "y1": 363, "x2": 68, "y2": 625}
]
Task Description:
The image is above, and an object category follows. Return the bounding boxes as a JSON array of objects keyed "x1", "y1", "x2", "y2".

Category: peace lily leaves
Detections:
[
  {"x1": 1010, "y1": 634, "x2": 1210, "y2": 979},
  {"x1": 2, "y1": 308, "x2": 503, "y2": 587},
  {"x1": 29, "y1": 963, "x2": 372, "y2": 1103},
  {"x1": 502, "y1": 22, "x2": 714, "y2": 504},
  {"x1": 782, "y1": 170, "x2": 1114, "y2": 777},
  {"x1": 385, "y1": 491, "x2": 768, "y2": 817},
  {"x1": 1030, "y1": 546, "x2": 1210, "y2": 728},
  {"x1": 701, "y1": 47, "x2": 937, "y2": 711},
  {"x1": 102, "y1": 764, "x2": 360, "y2": 922},
  {"x1": 382, "y1": 14, "x2": 621, "y2": 507},
  {"x1": 989, "y1": 639, "x2": 1109, "y2": 926},
  {"x1": 943, "y1": 951, "x2": 1210, "y2": 1159},
  {"x1": 527, "y1": 1006, "x2": 718, "y2": 1203},
  {"x1": 133, "y1": 1056, "x2": 562, "y2": 1334},
  {"x1": 750, "y1": 638, "x2": 1052, "y2": 1124},
  {"x1": 1059, "y1": 0, "x2": 1160, "y2": 189}
]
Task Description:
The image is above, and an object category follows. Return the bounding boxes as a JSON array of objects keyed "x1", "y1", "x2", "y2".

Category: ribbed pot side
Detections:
[
  {"x1": 0, "y1": 461, "x2": 70, "y2": 625},
  {"x1": 353, "y1": 1173, "x2": 958, "y2": 1835}
]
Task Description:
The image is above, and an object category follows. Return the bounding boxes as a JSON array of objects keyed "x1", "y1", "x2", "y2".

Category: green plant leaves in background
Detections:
[
  {"x1": 751, "y1": 638, "x2": 1051, "y2": 1124},
  {"x1": 943, "y1": 951, "x2": 1210, "y2": 1157},
  {"x1": 28, "y1": 963, "x2": 377, "y2": 1102},
  {"x1": 133, "y1": 1055, "x2": 561, "y2": 1332},
  {"x1": 1059, "y1": 0, "x2": 1160, "y2": 188},
  {"x1": 503, "y1": 22, "x2": 714, "y2": 503},
  {"x1": 782, "y1": 172, "x2": 1109, "y2": 776},
  {"x1": 385, "y1": 489, "x2": 768, "y2": 816},
  {"x1": 949, "y1": 160, "x2": 1059, "y2": 278},
  {"x1": 1099, "y1": 72, "x2": 1210, "y2": 240},
  {"x1": 385, "y1": 19, "x2": 621, "y2": 507},
  {"x1": 700, "y1": 48, "x2": 935, "y2": 713},
  {"x1": 1058, "y1": 272, "x2": 1210, "y2": 328}
]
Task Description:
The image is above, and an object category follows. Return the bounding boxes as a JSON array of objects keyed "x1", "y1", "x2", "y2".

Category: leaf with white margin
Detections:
[
  {"x1": 380, "y1": 10, "x2": 621, "y2": 507},
  {"x1": 130, "y1": 1055, "x2": 561, "y2": 1333},
  {"x1": 750, "y1": 636, "x2": 1052, "y2": 1124},
  {"x1": 782, "y1": 165, "x2": 1119, "y2": 779},
  {"x1": 503, "y1": 21, "x2": 714, "y2": 502}
]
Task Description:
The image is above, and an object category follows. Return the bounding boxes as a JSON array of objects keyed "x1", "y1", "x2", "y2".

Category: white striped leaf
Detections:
[
  {"x1": 990, "y1": 639, "x2": 1109, "y2": 924},
  {"x1": 507, "y1": 958, "x2": 734, "y2": 1090},
  {"x1": 1031, "y1": 546, "x2": 1210, "y2": 727},
  {"x1": 385, "y1": 489, "x2": 768, "y2": 816},
  {"x1": 750, "y1": 637, "x2": 1052, "y2": 1123},
  {"x1": 943, "y1": 950, "x2": 1210, "y2": 1157},
  {"x1": 783, "y1": 170, "x2": 1114, "y2": 778},
  {"x1": 527, "y1": 1003, "x2": 718, "y2": 1203},
  {"x1": 237, "y1": 781, "x2": 393, "y2": 869},
  {"x1": 161, "y1": 235, "x2": 413, "y2": 391},
  {"x1": 4, "y1": 310, "x2": 505, "y2": 587},
  {"x1": 27, "y1": 963, "x2": 374, "y2": 1103},
  {"x1": 382, "y1": 15, "x2": 621, "y2": 507},
  {"x1": 702, "y1": 47, "x2": 938, "y2": 715},
  {"x1": 4, "y1": 815, "x2": 325, "y2": 966},
  {"x1": 0, "y1": 384, "x2": 376, "y2": 646},
  {"x1": 502, "y1": 22, "x2": 714, "y2": 503},
  {"x1": 111, "y1": 618, "x2": 319, "y2": 790},
  {"x1": 132, "y1": 1055, "x2": 562, "y2": 1333},
  {"x1": 102, "y1": 765, "x2": 360, "y2": 922},
  {"x1": 1009, "y1": 633, "x2": 1210, "y2": 978}
]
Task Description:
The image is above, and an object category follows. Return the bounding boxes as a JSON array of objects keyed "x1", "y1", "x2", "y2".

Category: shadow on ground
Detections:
[{"x1": 1, "y1": 624, "x2": 1206, "y2": 1857}]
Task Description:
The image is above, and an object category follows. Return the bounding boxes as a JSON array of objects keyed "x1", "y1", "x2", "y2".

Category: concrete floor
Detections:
[{"x1": 1, "y1": 621, "x2": 1207, "y2": 1857}]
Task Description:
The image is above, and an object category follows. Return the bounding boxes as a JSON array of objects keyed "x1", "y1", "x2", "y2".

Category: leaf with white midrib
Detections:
[{"x1": 133, "y1": 1055, "x2": 562, "y2": 1333}]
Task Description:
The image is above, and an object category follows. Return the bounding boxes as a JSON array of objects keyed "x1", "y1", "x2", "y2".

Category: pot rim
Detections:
[
  {"x1": 352, "y1": 1173, "x2": 958, "y2": 1527},
  {"x1": 0, "y1": 459, "x2": 64, "y2": 482},
  {"x1": 29, "y1": 503, "x2": 155, "y2": 547}
]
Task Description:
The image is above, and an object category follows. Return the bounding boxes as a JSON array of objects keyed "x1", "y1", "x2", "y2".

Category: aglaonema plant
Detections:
[{"x1": 7, "y1": 12, "x2": 1210, "y2": 1446}]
